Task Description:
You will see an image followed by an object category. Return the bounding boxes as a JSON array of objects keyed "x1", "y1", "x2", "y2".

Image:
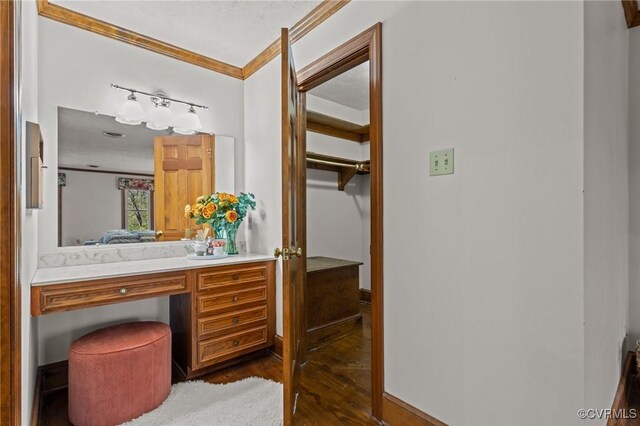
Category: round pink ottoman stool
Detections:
[{"x1": 68, "y1": 321, "x2": 171, "y2": 426}]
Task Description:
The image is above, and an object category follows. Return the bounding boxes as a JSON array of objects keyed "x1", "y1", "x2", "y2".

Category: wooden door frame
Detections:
[
  {"x1": 296, "y1": 23, "x2": 383, "y2": 420},
  {"x1": 281, "y1": 27, "x2": 308, "y2": 426},
  {"x1": 1, "y1": 0, "x2": 21, "y2": 424}
]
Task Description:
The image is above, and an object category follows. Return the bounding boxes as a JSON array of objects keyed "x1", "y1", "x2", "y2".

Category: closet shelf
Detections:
[
  {"x1": 306, "y1": 152, "x2": 370, "y2": 191},
  {"x1": 307, "y1": 110, "x2": 370, "y2": 143}
]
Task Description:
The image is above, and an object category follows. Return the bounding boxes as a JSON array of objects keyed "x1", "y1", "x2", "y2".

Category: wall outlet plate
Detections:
[{"x1": 430, "y1": 148, "x2": 454, "y2": 176}]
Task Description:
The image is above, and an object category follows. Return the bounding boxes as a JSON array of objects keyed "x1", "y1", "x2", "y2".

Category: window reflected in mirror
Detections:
[{"x1": 122, "y1": 187, "x2": 153, "y2": 232}]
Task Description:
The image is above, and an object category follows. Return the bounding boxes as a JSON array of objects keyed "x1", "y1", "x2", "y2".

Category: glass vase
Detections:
[
  {"x1": 225, "y1": 224, "x2": 239, "y2": 255},
  {"x1": 213, "y1": 224, "x2": 226, "y2": 240}
]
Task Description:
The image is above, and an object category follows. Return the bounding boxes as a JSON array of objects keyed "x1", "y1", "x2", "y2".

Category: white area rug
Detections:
[{"x1": 123, "y1": 377, "x2": 283, "y2": 426}]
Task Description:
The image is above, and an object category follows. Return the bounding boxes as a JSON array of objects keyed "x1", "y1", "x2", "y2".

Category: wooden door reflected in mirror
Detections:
[{"x1": 154, "y1": 134, "x2": 215, "y2": 241}]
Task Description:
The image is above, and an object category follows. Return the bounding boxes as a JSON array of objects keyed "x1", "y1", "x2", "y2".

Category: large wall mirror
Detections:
[
  {"x1": 57, "y1": 107, "x2": 235, "y2": 247},
  {"x1": 36, "y1": 17, "x2": 244, "y2": 252}
]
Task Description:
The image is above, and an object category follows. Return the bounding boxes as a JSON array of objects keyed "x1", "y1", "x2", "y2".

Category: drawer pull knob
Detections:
[
  {"x1": 119, "y1": 288, "x2": 128, "y2": 295},
  {"x1": 233, "y1": 339, "x2": 239, "y2": 347},
  {"x1": 232, "y1": 317, "x2": 239, "y2": 324},
  {"x1": 232, "y1": 295, "x2": 239, "y2": 302},
  {"x1": 232, "y1": 274, "x2": 240, "y2": 280}
]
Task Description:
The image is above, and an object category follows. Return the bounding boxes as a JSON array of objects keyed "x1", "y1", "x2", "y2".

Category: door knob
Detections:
[
  {"x1": 274, "y1": 247, "x2": 290, "y2": 260},
  {"x1": 155, "y1": 230, "x2": 164, "y2": 237},
  {"x1": 289, "y1": 247, "x2": 303, "y2": 258}
]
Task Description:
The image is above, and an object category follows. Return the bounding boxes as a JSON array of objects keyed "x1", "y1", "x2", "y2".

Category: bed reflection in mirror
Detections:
[{"x1": 57, "y1": 107, "x2": 235, "y2": 247}]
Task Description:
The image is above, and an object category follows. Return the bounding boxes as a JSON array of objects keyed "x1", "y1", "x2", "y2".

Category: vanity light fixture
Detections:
[
  {"x1": 174, "y1": 106, "x2": 203, "y2": 135},
  {"x1": 111, "y1": 84, "x2": 208, "y2": 135},
  {"x1": 115, "y1": 92, "x2": 144, "y2": 125},
  {"x1": 146, "y1": 98, "x2": 172, "y2": 131}
]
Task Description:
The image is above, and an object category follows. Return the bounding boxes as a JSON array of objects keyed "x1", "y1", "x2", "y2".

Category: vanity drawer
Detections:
[
  {"x1": 197, "y1": 305, "x2": 268, "y2": 340},
  {"x1": 32, "y1": 272, "x2": 188, "y2": 316},
  {"x1": 197, "y1": 263, "x2": 268, "y2": 291},
  {"x1": 197, "y1": 285, "x2": 267, "y2": 315},
  {"x1": 196, "y1": 325, "x2": 268, "y2": 367}
]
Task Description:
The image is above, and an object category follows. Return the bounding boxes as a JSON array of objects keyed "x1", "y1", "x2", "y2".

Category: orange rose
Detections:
[
  {"x1": 225, "y1": 210, "x2": 238, "y2": 223},
  {"x1": 228, "y1": 195, "x2": 239, "y2": 204},
  {"x1": 202, "y1": 203, "x2": 217, "y2": 219},
  {"x1": 218, "y1": 193, "x2": 229, "y2": 201}
]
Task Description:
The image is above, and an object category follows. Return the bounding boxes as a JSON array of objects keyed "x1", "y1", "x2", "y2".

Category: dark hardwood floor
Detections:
[
  {"x1": 38, "y1": 303, "x2": 374, "y2": 425},
  {"x1": 296, "y1": 303, "x2": 375, "y2": 425},
  {"x1": 627, "y1": 376, "x2": 640, "y2": 425},
  {"x1": 39, "y1": 387, "x2": 69, "y2": 426}
]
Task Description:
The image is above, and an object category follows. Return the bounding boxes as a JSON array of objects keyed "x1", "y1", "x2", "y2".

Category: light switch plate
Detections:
[{"x1": 430, "y1": 148, "x2": 454, "y2": 176}]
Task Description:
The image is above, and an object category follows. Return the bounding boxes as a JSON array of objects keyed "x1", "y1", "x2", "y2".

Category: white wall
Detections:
[
  {"x1": 628, "y1": 7, "x2": 640, "y2": 348},
  {"x1": 383, "y1": 3, "x2": 584, "y2": 423},
  {"x1": 19, "y1": 1, "x2": 40, "y2": 422},
  {"x1": 249, "y1": 1, "x2": 586, "y2": 424},
  {"x1": 216, "y1": 135, "x2": 237, "y2": 194},
  {"x1": 244, "y1": 57, "x2": 284, "y2": 333},
  {"x1": 360, "y1": 174, "x2": 371, "y2": 293},
  {"x1": 584, "y1": 0, "x2": 630, "y2": 418},
  {"x1": 60, "y1": 170, "x2": 151, "y2": 246},
  {"x1": 628, "y1": 21, "x2": 640, "y2": 358},
  {"x1": 35, "y1": 17, "x2": 244, "y2": 365},
  {"x1": 628, "y1": 5, "x2": 640, "y2": 366}
]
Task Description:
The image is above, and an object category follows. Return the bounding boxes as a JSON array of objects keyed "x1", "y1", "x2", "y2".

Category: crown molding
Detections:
[
  {"x1": 242, "y1": 0, "x2": 351, "y2": 79},
  {"x1": 36, "y1": 0, "x2": 350, "y2": 81}
]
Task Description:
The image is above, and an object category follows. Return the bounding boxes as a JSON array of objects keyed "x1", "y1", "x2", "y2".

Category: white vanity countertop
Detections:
[{"x1": 31, "y1": 253, "x2": 276, "y2": 286}]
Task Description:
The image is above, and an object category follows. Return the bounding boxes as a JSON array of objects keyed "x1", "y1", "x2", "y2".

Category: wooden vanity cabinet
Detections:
[
  {"x1": 171, "y1": 261, "x2": 276, "y2": 379},
  {"x1": 32, "y1": 272, "x2": 189, "y2": 315},
  {"x1": 31, "y1": 257, "x2": 276, "y2": 380}
]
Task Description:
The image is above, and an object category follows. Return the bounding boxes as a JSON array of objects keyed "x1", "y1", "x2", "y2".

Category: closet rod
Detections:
[{"x1": 307, "y1": 158, "x2": 365, "y2": 171}]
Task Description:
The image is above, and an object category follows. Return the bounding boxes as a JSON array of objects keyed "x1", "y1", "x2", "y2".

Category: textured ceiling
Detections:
[
  {"x1": 309, "y1": 62, "x2": 369, "y2": 111},
  {"x1": 51, "y1": 0, "x2": 321, "y2": 66},
  {"x1": 58, "y1": 107, "x2": 161, "y2": 174}
]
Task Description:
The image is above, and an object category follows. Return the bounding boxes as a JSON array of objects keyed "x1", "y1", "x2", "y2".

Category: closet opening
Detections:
[
  {"x1": 281, "y1": 23, "x2": 383, "y2": 425},
  {"x1": 298, "y1": 60, "x2": 372, "y2": 423}
]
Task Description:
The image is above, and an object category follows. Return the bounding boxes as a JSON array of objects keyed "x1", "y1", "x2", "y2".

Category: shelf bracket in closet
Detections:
[{"x1": 306, "y1": 152, "x2": 370, "y2": 191}]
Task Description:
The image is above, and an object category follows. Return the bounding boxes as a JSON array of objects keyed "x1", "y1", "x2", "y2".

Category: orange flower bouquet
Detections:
[{"x1": 185, "y1": 192, "x2": 256, "y2": 254}]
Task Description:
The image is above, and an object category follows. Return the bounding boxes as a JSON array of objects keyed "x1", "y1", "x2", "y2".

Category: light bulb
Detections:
[
  {"x1": 146, "y1": 100, "x2": 172, "y2": 131},
  {"x1": 173, "y1": 106, "x2": 203, "y2": 135},
  {"x1": 115, "y1": 92, "x2": 144, "y2": 125}
]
